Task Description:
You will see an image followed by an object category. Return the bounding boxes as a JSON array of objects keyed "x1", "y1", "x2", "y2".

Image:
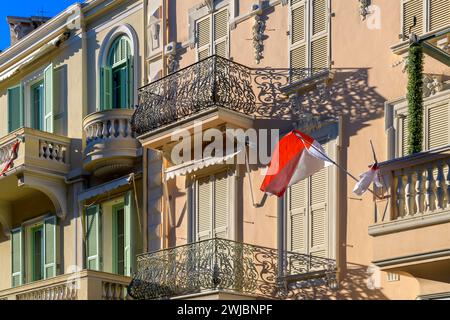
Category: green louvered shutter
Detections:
[
  {"x1": 7, "y1": 85, "x2": 23, "y2": 133},
  {"x1": 126, "y1": 57, "x2": 134, "y2": 108},
  {"x1": 214, "y1": 172, "x2": 230, "y2": 239},
  {"x1": 11, "y1": 227, "x2": 23, "y2": 287},
  {"x1": 43, "y1": 216, "x2": 57, "y2": 279},
  {"x1": 213, "y1": 9, "x2": 228, "y2": 58},
  {"x1": 288, "y1": 179, "x2": 308, "y2": 254},
  {"x1": 124, "y1": 190, "x2": 137, "y2": 276},
  {"x1": 43, "y1": 64, "x2": 54, "y2": 133},
  {"x1": 309, "y1": 166, "x2": 328, "y2": 258},
  {"x1": 101, "y1": 66, "x2": 113, "y2": 110},
  {"x1": 427, "y1": 103, "x2": 450, "y2": 150},
  {"x1": 197, "y1": 16, "x2": 211, "y2": 60},
  {"x1": 403, "y1": 0, "x2": 424, "y2": 37},
  {"x1": 429, "y1": 0, "x2": 450, "y2": 31},
  {"x1": 197, "y1": 176, "x2": 212, "y2": 241},
  {"x1": 86, "y1": 205, "x2": 101, "y2": 271}
]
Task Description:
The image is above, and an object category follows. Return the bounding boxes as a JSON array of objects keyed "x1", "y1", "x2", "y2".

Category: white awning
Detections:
[{"x1": 164, "y1": 149, "x2": 243, "y2": 181}]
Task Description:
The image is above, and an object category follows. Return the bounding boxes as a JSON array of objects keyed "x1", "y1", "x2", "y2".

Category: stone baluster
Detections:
[
  {"x1": 415, "y1": 167, "x2": 424, "y2": 214},
  {"x1": 436, "y1": 161, "x2": 446, "y2": 210},
  {"x1": 405, "y1": 171, "x2": 415, "y2": 216},
  {"x1": 119, "y1": 119, "x2": 126, "y2": 137},
  {"x1": 101, "y1": 120, "x2": 108, "y2": 138},
  {"x1": 396, "y1": 174, "x2": 405, "y2": 219},
  {"x1": 425, "y1": 165, "x2": 436, "y2": 212}
]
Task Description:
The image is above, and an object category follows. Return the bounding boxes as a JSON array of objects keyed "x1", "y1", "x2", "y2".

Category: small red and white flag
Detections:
[
  {"x1": 352, "y1": 163, "x2": 383, "y2": 196},
  {"x1": 1, "y1": 139, "x2": 20, "y2": 175},
  {"x1": 260, "y1": 130, "x2": 331, "y2": 197}
]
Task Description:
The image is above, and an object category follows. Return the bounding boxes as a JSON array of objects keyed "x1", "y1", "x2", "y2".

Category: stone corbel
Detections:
[{"x1": 18, "y1": 173, "x2": 68, "y2": 220}]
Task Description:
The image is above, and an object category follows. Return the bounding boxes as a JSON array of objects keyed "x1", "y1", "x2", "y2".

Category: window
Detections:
[
  {"x1": 402, "y1": 0, "x2": 450, "y2": 39},
  {"x1": 10, "y1": 216, "x2": 57, "y2": 287},
  {"x1": 194, "y1": 170, "x2": 233, "y2": 241},
  {"x1": 85, "y1": 191, "x2": 137, "y2": 276},
  {"x1": 394, "y1": 93, "x2": 450, "y2": 157},
  {"x1": 286, "y1": 128, "x2": 337, "y2": 259},
  {"x1": 195, "y1": 8, "x2": 229, "y2": 60},
  {"x1": 100, "y1": 36, "x2": 134, "y2": 110},
  {"x1": 289, "y1": 0, "x2": 329, "y2": 81},
  {"x1": 7, "y1": 63, "x2": 56, "y2": 134}
]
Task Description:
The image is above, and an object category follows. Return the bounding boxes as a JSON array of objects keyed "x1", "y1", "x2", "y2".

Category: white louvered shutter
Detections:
[
  {"x1": 288, "y1": 179, "x2": 308, "y2": 254},
  {"x1": 213, "y1": 171, "x2": 230, "y2": 238},
  {"x1": 427, "y1": 103, "x2": 450, "y2": 150},
  {"x1": 402, "y1": 0, "x2": 424, "y2": 37},
  {"x1": 311, "y1": 0, "x2": 328, "y2": 71},
  {"x1": 429, "y1": 0, "x2": 450, "y2": 32},
  {"x1": 197, "y1": 176, "x2": 213, "y2": 241},
  {"x1": 213, "y1": 9, "x2": 229, "y2": 58},
  {"x1": 196, "y1": 16, "x2": 211, "y2": 61},
  {"x1": 309, "y1": 166, "x2": 328, "y2": 258},
  {"x1": 399, "y1": 115, "x2": 409, "y2": 157}
]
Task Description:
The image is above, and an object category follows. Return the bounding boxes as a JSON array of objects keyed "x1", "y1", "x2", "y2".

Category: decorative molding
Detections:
[
  {"x1": 252, "y1": 5, "x2": 265, "y2": 64},
  {"x1": 422, "y1": 74, "x2": 444, "y2": 98},
  {"x1": 359, "y1": 0, "x2": 371, "y2": 21}
]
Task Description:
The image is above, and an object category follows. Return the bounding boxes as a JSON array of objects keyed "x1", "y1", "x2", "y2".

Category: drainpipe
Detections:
[
  {"x1": 162, "y1": 0, "x2": 168, "y2": 77},
  {"x1": 277, "y1": 196, "x2": 286, "y2": 292}
]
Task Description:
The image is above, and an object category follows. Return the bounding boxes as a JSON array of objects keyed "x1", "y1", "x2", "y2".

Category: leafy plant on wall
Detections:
[{"x1": 407, "y1": 43, "x2": 424, "y2": 155}]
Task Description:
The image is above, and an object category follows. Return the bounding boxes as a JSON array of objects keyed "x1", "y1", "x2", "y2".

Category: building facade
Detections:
[{"x1": 0, "y1": 0, "x2": 449, "y2": 300}]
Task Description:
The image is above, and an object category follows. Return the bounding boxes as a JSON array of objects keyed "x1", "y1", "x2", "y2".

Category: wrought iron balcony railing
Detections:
[
  {"x1": 127, "y1": 238, "x2": 336, "y2": 300},
  {"x1": 131, "y1": 55, "x2": 330, "y2": 136}
]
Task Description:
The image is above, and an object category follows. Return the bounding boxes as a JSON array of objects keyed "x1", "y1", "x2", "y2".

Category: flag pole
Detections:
[{"x1": 293, "y1": 131, "x2": 382, "y2": 200}]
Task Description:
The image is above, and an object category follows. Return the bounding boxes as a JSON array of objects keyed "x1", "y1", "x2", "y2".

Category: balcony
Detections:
[
  {"x1": 370, "y1": 145, "x2": 450, "y2": 280},
  {"x1": 0, "y1": 128, "x2": 71, "y2": 230},
  {"x1": 0, "y1": 127, "x2": 70, "y2": 176},
  {"x1": 131, "y1": 55, "x2": 331, "y2": 146},
  {"x1": 0, "y1": 270, "x2": 131, "y2": 300},
  {"x1": 83, "y1": 109, "x2": 141, "y2": 178},
  {"x1": 127, "y1": 238, "x2": 337, "y2": 300}
]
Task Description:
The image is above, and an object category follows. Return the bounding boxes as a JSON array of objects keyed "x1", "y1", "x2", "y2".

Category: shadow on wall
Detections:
[{"x1": 289, "y1": 262, "x2": 390, "y2": 300}]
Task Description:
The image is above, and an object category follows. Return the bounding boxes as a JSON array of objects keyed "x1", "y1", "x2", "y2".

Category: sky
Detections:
[{"x1": 0, "y1": 0, "x2": 83, "y2": 51}]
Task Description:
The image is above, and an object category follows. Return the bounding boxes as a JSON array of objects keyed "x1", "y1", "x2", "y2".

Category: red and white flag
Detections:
[
  {"x1": 1, "y1": 139, "x2": 20, "y2": 175},
  {"x1": 260, "y1": 130, "x2": 331, "y2": 197},
  {"x1": 352, "y1": 163, "x2": 383, "y2": 196}
]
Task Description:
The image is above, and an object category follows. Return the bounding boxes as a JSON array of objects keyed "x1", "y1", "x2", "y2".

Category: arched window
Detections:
[{"x1": 100, "y1": 36, "x2": 133, "y2": 110}]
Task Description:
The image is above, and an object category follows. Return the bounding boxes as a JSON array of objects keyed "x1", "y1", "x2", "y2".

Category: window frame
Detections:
[
  {"x1": 288, "y1": 0, "x2": 331, "y2": 77},
  {"x1": 195, "y1": 6, "x2": 230, "y2": 61},
  {"x1": 189, "y1": 167, "x2": 237, "y2": 243},
  {"x1": 112, "y1": 202, "x2": 126, "y2": 275},
  {"x1": 284, "y1": 123, "x2": 339, "y2": 260}
]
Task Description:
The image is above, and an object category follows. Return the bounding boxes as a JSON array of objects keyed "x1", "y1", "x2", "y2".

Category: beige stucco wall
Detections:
[
  {"x1": 0, "y1": 0, "x2": 145, "y2": 293},
  {"x1": 153, "y1": 0, "x2": 450, "y2": 300}
]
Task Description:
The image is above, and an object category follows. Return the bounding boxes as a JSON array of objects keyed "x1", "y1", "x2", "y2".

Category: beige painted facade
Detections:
[{"x1": 0, "y1": 0, "x2": 448, "y2": 300}]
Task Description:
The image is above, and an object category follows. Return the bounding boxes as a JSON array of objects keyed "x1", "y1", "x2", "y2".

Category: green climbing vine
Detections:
[{"x1": 407, "y1": 43, "x2": 424, "y2": 155}]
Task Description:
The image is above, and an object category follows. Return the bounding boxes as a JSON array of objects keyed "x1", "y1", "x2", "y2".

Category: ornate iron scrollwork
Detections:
[
  {"x1": 127, "y1": 238, "x2": 337, "y2": 300},
  {"x1": 131, "y1": 55, "x2": 331, "y2": 136}
]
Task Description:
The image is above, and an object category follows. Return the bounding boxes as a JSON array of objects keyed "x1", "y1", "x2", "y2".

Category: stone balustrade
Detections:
[
  {"x1": 0, "y1": 270, "x2": 131, "y2": 300},
  {"x1": 83, "y1": 109, "x2": 140, "y2": 177},
  {"x1": 0, "y1": 127, "x2": 70, "y2": 175},
  {"x1": 371, "y1": 145, "x2": 450, "y2": 233}
]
